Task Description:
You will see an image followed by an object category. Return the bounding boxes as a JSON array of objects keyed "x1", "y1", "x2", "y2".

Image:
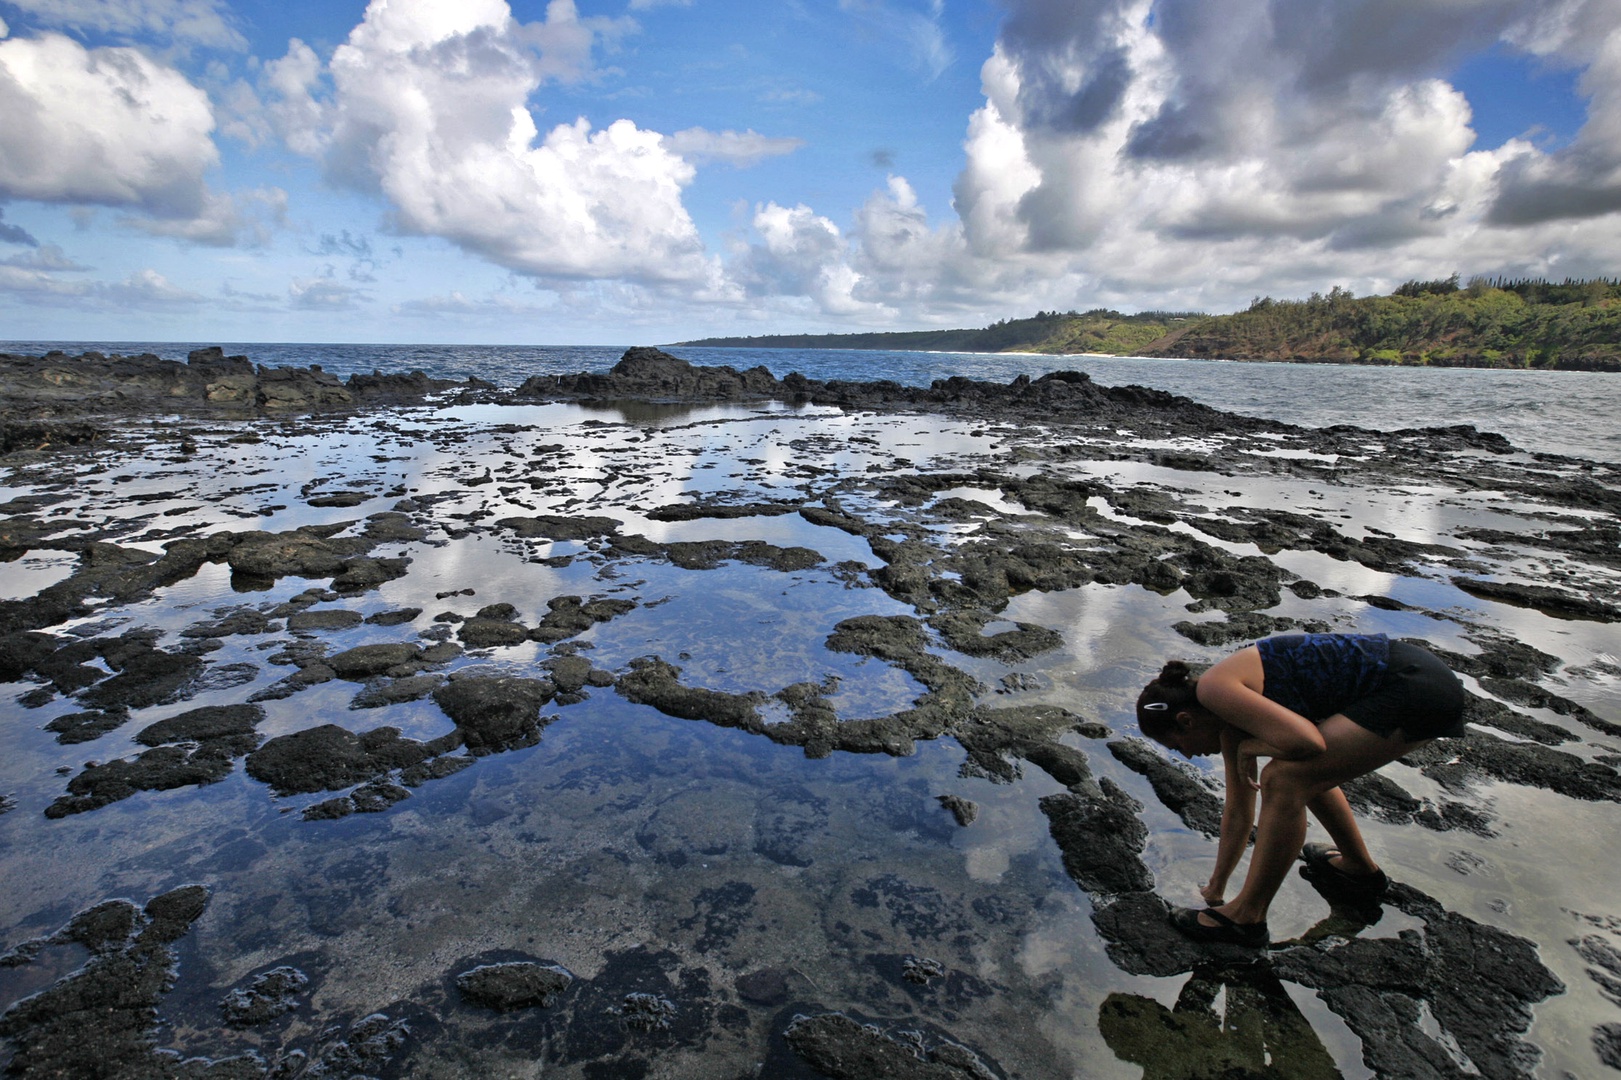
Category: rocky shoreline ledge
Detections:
[{"x1": 0, "y1": 345, "x2": 1618, "y2": 1077}]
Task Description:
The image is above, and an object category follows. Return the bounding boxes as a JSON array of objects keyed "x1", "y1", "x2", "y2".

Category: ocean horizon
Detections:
[{"x1": 6, "y1": 338, "x2": 1618, "y2": 464}]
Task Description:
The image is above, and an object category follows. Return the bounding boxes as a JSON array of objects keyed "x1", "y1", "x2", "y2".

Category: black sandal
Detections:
[
  {"x1": 1300, "y1": 843, "x2": 1389, "y2": 895},
  {"x1": 1168, "y1": 906, "x2": 1269, "y2": 948}
]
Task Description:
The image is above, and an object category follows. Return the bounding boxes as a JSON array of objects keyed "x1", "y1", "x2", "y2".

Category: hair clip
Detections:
[{"x1": 1142, "y1": 701, "x2": 1170, "y2": 712}]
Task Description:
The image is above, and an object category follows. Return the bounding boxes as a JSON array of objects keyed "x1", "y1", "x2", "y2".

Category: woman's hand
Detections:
[{"x1": 1235, "y1": 738, "x2": 1277, "y2": 791}]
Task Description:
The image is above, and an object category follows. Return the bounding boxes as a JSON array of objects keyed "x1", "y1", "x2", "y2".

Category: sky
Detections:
[{"x1": 0, "y1": 0, "x2": 1617, "y2": 345}]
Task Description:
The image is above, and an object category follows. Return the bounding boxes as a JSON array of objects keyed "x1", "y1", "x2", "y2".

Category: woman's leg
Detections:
[
  {"x1": 1202, "y1": 716, "x2": 1421, "y2": 928},
  {"x1": 1306, "y1": 787, "x2": 1379, "y2": 876}
]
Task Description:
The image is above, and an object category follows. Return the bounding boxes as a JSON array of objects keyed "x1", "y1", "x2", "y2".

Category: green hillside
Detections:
[
  {"x1": 1142, "y1": 278, "x2": 1621, "y2": 371},
  {"x1": 676, "y1": 278, "x2": 1621, "y2": 371},
  {"x1": 675, "y1": 309, "x2": 1200, "y2": 356}
]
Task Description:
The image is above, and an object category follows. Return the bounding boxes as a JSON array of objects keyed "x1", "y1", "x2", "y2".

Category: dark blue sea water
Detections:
[{"x1": 4, "y1": 339, "x2": 1616, "y2": 462}]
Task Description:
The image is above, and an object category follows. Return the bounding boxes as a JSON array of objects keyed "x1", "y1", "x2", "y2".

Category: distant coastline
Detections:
[{"x1": 676, "y1": 277, "x2": 1621, "y2": 372}]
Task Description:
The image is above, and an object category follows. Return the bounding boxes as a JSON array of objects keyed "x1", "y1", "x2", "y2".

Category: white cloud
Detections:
[
  {"x1": 105, "y1": 267, "x2": 204, "y2": 305},
  {"x1": 276, "y1": 0, "x2": 713, "y2": 284},
  {"x1": 0, "y1": 29, "x2": 276, "y2": 247},
  {"x1": 290, "y1": 277, "x2": 365, "y2": 311},
  {"x1": 851, "y1": 176, "x2": 989, "y2": 312},
  {"x1": 832, "y1": 0, "x2": 1621, "y2": 319},
  {"x1": 0, "y1": 265, "x2": 90, "y2": 299},
  {"x1": 734, "y1": 202, "x2": 890, "y2": 317},
  {"x1": 1486, "y1": 0, "x2": 1621, "y2": 224},
  {"x1": 225, "y1": 37, "x2": 328, "y2": 156},
  {"x1": 0, "y1": 264, "x2": 205, "y2": 308},
  {"x1": 663, "y1": 128, "x2": 805, "y2": 166},
  {"x1": 122, "y1": 186, "x2": 287, "y2": 247},
  {"x1": 1, "y1": 0, "x2": 245, "y2": 50},
  {"x1": 0, "y1": 33, "x2": 218, "y2": 215}
]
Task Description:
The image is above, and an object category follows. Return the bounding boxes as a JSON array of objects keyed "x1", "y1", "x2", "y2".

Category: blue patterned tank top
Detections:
[{"x1": 1256, "y1": 633, "x2": 1390, "y2": 723}]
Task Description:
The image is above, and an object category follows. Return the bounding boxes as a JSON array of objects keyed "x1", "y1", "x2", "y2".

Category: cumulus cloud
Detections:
[
  {"x1": 734, "y1": 202, "x2": 890, "y2": 317},
  {"x1": 227, "y1": 37, "x2": 328, "y2": 155},
  {"x1": 268, "y1": 0, "x2": 712, "y2": 284},
  {"x1": 0, "y1": 33, "x2": 218, "y2": 215},
  {"x1": 1485, "y1": 1, "x2": 1621, "y2": 224},
  {"x1": 0, "y1": 29, "x2": 275, "y2": 246},
  {"x1": 852, "y1": 176, "x2": 988, "y2": 311},
  {"x1": 106, "y1": 267, "x2": 204, "y2": 305},
  {"x1": 0, "y1": 265, "x2": 91, "y2": 300},
  {"x1": 869, "y1": 0, "x2": 1621, "y2": 315},
  {"x1": 663, "y1": 128, "x2": 805, "y2": 167},
  {"x1": 2, "y1": 0, "x2": 245, "y2": 51}
]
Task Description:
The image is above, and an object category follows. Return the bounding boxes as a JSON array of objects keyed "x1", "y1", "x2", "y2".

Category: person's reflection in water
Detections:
[{"x1": 1099, "y1": 962, "x2": 1341, "y2": 1080}]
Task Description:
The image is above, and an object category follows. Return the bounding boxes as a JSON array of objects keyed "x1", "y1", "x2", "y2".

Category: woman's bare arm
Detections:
[
  {"x1": 1196, "y1": 647, "x2": 1325, "y2": 760},
  {"x1": 1204, "y1": 726, "x2": 1258, "y2": 903}
]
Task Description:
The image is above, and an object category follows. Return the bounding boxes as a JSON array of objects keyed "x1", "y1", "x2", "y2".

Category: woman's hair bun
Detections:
[{"x1": 1158, "y1": 659, "x2": 1191, "y2": 685}]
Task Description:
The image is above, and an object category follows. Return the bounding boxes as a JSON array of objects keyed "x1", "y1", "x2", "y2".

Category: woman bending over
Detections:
[{"x1": 1137, "y1": 633, "x2": 1466, "y2": 947}]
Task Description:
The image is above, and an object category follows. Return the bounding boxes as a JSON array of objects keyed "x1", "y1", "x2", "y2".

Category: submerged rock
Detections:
[
  {"x1": 1108, "y1": 737, "x2": 1223, "y2": 837},
  {"x1": 457, "y1": 961, "x2": 574, "y2": 1011},
  {"x1": 0, "y1": 886, "x2": 213, "y2": 1075},
  {"x1": 735, "y1": 969, "x2": 789, "y2": 1005},
  {"x1": 245, "y1": 723, "x2": 442, "y2": 795},
  {"x1": 433, "y1": 673, "x2": 556, "y2": 754},
  {"x1": 784, "y1": 1012, "x2": 999, "y2": 1079},
  {"x1": 613, "y1": 992, "x2": 678, "y2": 1032},
  {"x1": 46, "y1": 704, "x2": 266, "y2": 817},
  {"x1": 936, "y1": 794, "x2": 978, "y2": 826},
  {"x1": 221, "y1": 966, "x2": 310, "y2": 1027},
  {"x1": 1041, "y1": 778, "x2": 1153, "y2": 895}
]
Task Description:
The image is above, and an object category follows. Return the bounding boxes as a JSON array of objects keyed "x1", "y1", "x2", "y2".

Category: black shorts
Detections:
[{"x1": 1340, "y1": 641, "x2": 1467, "y2": 741}]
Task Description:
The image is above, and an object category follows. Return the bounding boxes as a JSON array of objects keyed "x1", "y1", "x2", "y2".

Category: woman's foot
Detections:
[
  {"x1": 1300, "y1": 842, "x2": 1389, "y2": 895},
  {"x1": 1168, "y1": 906, "x2": 1269, "y2": 948}
]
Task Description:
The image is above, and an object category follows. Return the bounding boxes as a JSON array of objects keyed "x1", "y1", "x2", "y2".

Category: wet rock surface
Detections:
[
  {"x1": 0, "y1": 346, "x2": 473, "y2": 421},
  {"x1": 1088, "y1": 882, "x2": 1566, "y2": 1080},
  {"x1": 1041, "y1": 778, "x2": 1154, "y2": 895},
  {"x1": 0, "y1": 886, "x2": 225, "y2": 1077},
  {"x1": 1107, "y1": 737, "x2": 1223, "y2": 837},
  {"x1": 0, "y1": 348, "x2": 1617, "y2": 1078},
  {"x1": 456, "y1": 961, "x2": 573, "y2": 1011},
  {"x1": 784, "y1": 1012, "x2": 1000, "y2": 1079},
  {"x1": 221, "y1": 966, "x2": 310, "y2": 1027}
]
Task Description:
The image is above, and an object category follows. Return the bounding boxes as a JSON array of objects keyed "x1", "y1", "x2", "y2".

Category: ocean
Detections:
[{"x1": 3, "y1": 339, "x2": 1617, "y2": 462}]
